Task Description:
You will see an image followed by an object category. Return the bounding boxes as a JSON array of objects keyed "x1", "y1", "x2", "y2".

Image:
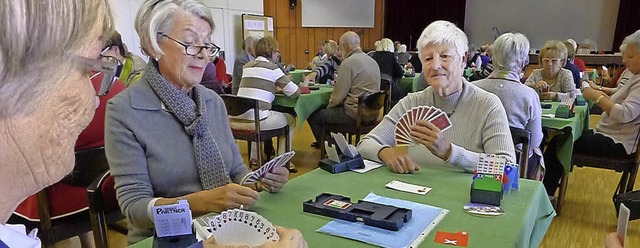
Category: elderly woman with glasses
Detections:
[
  {"x1": 474, "y1": 33, "x2": 543, "y2": 178},
  {"x1": 0, "y1": 0, "x2": 115, "y2": 246},
  {"x1": 104, "y1": 0, "x2": 293, "y2": 244},
  {"x1": 357, "y1": 20, "x2": 515, "y2": 174},
  {"x1": 525, "y1": 40, "x2": 576, "y2": 101}
]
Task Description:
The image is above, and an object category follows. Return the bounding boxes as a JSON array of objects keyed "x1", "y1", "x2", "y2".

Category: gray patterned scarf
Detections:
[{"x1": 145, "y1": 62, "x2": 230, "y2": 189}]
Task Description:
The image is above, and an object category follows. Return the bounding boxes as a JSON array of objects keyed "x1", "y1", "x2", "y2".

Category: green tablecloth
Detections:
[
  {"x1": 399, "y1": 73, "x2": 421, "y2": 93},
  {"x1": 541, "y1": 102, "x2": 590, "y2": 172},
  {"x1": 273, "y1": 85, "x2": 333, "y2": 127},
  {"x1": 587, "y1": 68, "x2": 599, "y2": 82},
  {"x1": 131, "y1": 165, "x2": 555, "y2": 248},
  {"x1": 288, "y1": 69, "x2": 312, "y2": 84}
]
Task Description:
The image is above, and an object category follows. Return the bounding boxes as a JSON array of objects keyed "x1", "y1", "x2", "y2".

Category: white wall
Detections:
[
  {"x1": 464, "y1": 0, "x2": 619, "y2": 52},
  {"x1": 109, "y1": 0, "x2": 263, "y2": 71}
]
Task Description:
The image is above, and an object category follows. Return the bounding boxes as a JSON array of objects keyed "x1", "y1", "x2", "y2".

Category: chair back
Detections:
[
  {"x1": 63, "y1": 147, "x2": 110, "y2": 187},
  {"x1": 509, "y1": 127, "x2": 531, "y2": 178},
  {"x1": 356, "y1": 91, "x2": 387, "y2": 128},
  {"x1": 380, "y1": 79, "x2": 392, "y2": 114},
  {"x1": 220, "y1": 94, "x2": 262, "y2": 131}
]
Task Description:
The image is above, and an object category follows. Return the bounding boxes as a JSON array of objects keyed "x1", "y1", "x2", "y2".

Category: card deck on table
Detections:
[
  {"x1": 209, "y1": 209, "x2": 279, "y2": 246},
  {"x1": 394, "y1": 106, "x2": 452, "y2": 146},
  {"x1": 243, "y1": 151, "x2": 295, "y2": 184}
]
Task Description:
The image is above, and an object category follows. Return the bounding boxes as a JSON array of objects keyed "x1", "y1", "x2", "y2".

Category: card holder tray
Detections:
[{"x1": 303, "y1": 193, "x2": 412, "y2": 231}]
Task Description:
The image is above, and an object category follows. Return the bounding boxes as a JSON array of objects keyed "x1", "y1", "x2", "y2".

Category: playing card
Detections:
[
  {"x1": 419, "y1": 106, "x2": 431, "y2": 120},
  {"x1": 385, "y1": 180, "x2": 431, "y2": 195},
  {"x1": 463, "y1": 203, "x2": 504, "y2": 216},
  {"x1": 617, "y1": 203, "x2": 630, "y2": 247},
  {"x1": 425, "y1": 108, "x2": 441, "y2": 121},
  {"x1": 429, "y1": 112, "x2": 452, "y2": 131},
  {"x1": 396, "y1": 116, "x2": 413, "y2": 140},
  {"x1": 395, "y1": 131, "x2": 412, "y2": 145},
  {"x1": 210, "y1": 210, "x2": 279, "y2": 246},
  {"x1": 243, "y1": 151, "x2": 295, "y2": 184},
  {"x1": 411, "y1": 107, "x2": 420, "y2": 126}
]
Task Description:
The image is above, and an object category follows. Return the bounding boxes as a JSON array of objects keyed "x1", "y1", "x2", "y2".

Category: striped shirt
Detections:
[
  {"x1": 235, "y1": 56, "x2": 300, "y2": 120},
  {"x1": 314, "y1": 56, "x2": 340, "y2": 84}
]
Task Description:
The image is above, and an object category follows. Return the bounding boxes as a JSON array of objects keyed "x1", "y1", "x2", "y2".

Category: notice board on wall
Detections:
[{"x1": 242, "y1": 14, "x2": 274, "y2": 39}]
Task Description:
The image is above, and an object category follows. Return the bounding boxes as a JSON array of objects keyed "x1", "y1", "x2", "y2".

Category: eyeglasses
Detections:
[
  {"x1": 541, "y1": 58, "x2": 563, "y2": 64},
  {"x1": 80, "y1": 55, "x2": 122, "y2": 96},
  {"x1": 159, "y1": 32, "x2": 220, "y2": 57}
]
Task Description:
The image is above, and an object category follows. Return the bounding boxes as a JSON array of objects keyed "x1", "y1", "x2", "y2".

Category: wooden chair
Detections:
[
  {"x1": 570, "y1": 131, "x2": 640, "y2": 208},
  {"x1": 509, "y1": 127, "x2": 531, "y2": 178},
  {"x1": 320, "y1": 91, "x2": 387, "y2": 158},
  {"x1": 87, "y1": 170, "x2": 126, "y2": 248},
  {"x1": 380, "y1": 79, "x2": 393, "y2": 114},
  {"x1": 221, "y1": 94, "x2": 291, "y2": 169}
]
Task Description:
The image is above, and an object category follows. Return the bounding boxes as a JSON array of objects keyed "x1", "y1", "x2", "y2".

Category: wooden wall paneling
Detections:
[
  {"x1": 295, "y1": 27, "x2": 309, "y2": 67},
  {"x1": 287, "y1": 28, "x2": 296, "y2": 66},
  {"x1": 276, "y1": 28, "x2": 290, "y2": 63},
  {"x1": 315, "y1": 28, "x2": 328, "y2": 43},
  {"x1": 275, "y1": 0, "x2": 290, "y2": 28},
  {"x1": 363, "y1": 29, "x2": 371, "y2": 50},
  {"x1": 308, "y1": 29, "x2": 317, "y2": 60}
]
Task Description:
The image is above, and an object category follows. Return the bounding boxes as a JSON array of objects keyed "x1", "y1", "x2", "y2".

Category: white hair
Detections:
[
  {"x1": 374, "y1": 40, "x2": 381, "y2": 49},
  {"x1": 565, "y1": 39, "x2": 577, "y2": 51},
  {"x1": 377, "y1": 38, "x2": 394, "y2": 52},
  {"x1": 416, "y1": 20, "x2": 468, "y2": 60},
  {"x1": 243, "y1": 35, "x2": 258, "y2": 52},
  {"x1": 0, "y1": 0, "x2": 114, "y2": 117},
  {"x1": 623, "y1": 29, "x2": 640, "y2": 55},
  {"x1": 491, "y1": 33, "x2": 530, "y2": 72},
  {"x1": 135, "y1": 0, "x2": 214, "y2": 59},
  {"x1": 398, "y1": 44, "x2": 407, "y2": 53}
]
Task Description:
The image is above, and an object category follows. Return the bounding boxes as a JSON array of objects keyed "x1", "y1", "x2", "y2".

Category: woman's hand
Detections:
[
  {"x1": 603, "y1": 232, "x2": 623, "y2": 248},
  {"x1": 259, "y1": 166, "x2": 289, "y2": 193},
  {"x1": 195, "y1": 184, "x2": 259, "y2": 212},
  {"x1": 582, "y1": 87, "x2": 606, "y2": 101},
  {"x1": 259, "y1": 226, "x2": 308, "y2": 248},
  {"x1": 410, "y1": 120, "x2": 452, "y2": 161},
  {"x1": 203, "y1": 226, "x2": 307, "y2": 248},
  {"x1": 588, "y1": 80, "x2": 600, "y2": 89},
  {"x1": 378, "y1": 147, "x2": 419, "y2": 174},
  {"x1": 540, "y1": 92, "x2": 558, "y2": 101},
  {"x1": 531, "y1": 80, "x2": 550, "y2": 92}
]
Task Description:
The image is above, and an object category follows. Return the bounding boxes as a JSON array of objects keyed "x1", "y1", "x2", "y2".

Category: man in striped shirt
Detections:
[{"x1": 230, "y1": 37, "x2": 300, "y2": 165}]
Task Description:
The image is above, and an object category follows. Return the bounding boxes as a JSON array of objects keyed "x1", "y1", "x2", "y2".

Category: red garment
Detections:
[
  {"x1": 214, "y1": 57, "x2": 229, "y2": 84},
  {"x1": 14, "y1": 75, "x2": 125, "y2": 220},
  {"x1": 574, "y1": 57, "x2": 587, "y2": 72},
  {"x1": 608, "y1": 66, "x2": 627, "y2": 88},
  {"x1": 75, "y1": 75, "x2": 126, "y2": 150}
]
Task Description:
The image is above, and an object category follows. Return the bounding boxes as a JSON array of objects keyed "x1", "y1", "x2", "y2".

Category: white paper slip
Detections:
[
  {"x1": 542, "y1": 113, "x2": 555, "y2": 118},
  {"x1": 385, "y1": 180, "x2": 431, "y2": 195},
  {"x1": 617, "y1": 203, "x2": 630, "y2": 247},
  {"x1": 351, "y1": 159, "x2": 385, "y2": 173}
]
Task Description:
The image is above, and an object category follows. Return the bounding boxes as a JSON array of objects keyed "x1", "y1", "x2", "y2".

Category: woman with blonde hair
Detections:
[{"x1": 525, "y1": 40, "x2": 576, "y2": 101}]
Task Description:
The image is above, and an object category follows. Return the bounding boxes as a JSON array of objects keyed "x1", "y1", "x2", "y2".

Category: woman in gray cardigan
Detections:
[
  {"x1": 105, "y1": 1, "x2": 291, "y2": 243},
  {"x1": 357, "y1": 21, "x2": 515, "y2": 174},
  {"x1": 474, "y1": 33, "x2": 543, "y2": 179}
]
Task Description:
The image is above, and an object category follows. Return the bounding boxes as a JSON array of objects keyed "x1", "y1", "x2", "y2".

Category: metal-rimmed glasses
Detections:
[
  {"x1": 158, "y1": 32, "x2": 220, "y2": 57},
  {"x1": 80, "y1": 55, "x2": 122, "y2": 96}
]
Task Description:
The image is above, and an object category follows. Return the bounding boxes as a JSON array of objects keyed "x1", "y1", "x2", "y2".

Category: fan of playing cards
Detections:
[
  {"x1": 242, "y1": 151, "x2": 295, "y2": 184},
  {"x1": 209, "y1": 209, "x2": 279, "y2": 246},
  {"x1": 395, "y1": 106, "x2": 452, "y2": 145}
]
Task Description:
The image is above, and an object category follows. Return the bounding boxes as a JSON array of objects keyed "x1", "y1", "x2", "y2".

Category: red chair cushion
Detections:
[
  {"x1": 14, "y1": 182, "x2": 88, "y2": 221},
  {"x1": 101, "y1": 175, "x2": 119, "y2": 210}
]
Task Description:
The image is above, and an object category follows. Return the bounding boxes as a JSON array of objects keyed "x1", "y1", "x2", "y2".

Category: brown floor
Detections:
[{"x1": 104, "y1": 117, "x2": 639, "y2": 248}]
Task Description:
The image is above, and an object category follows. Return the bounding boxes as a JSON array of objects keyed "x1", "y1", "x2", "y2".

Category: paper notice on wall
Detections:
[
  {"x1": 249, "y1": 31, "x2": 265, "y2": 38},
  {"x1": 244, "y1": 20, "x2": 265, "y2": 31},
  {"x1": 267, "y1": 18, "x2": 274, "y2": 31}
]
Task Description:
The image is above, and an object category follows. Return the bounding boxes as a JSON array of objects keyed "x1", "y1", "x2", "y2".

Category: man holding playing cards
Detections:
[{"x1": 358, "y1": 20, "x2": 515, "y2": 174}]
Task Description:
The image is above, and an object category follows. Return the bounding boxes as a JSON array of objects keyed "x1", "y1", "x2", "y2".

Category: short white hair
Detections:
[
  {"x1": 135, "y1": 0, "x2": 214, "y2": 58},
  {"x1": 0, "y1": 0, "x2": 114, "y2": 117},
  {"x1": 623, "y1": 29, "x2": 640, "y2": 55},
  {"x1": 416, "y1": 20, "x2": 468, "y2": 60},
  {"x1": 398, "y1": 44, "x2": 407, "y2": 53},
  {"x1": 377, "y1": 38, "x2": 394, "y2": 52},
  {"x1": 565, "y1": 39, "x2": 577, "y2": 51},
  {"x1": 491, "y1": 33, "x2": 530, "y2": 72}
]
